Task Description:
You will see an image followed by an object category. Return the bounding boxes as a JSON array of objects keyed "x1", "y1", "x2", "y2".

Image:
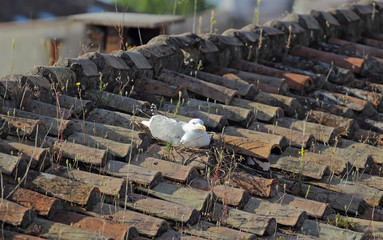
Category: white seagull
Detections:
[{"x1": 142, "y1": 115, "x2": 210, "y2": 148}]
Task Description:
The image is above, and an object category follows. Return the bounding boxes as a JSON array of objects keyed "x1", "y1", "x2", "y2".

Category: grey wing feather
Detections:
[{"x1": 149, "y1": 115, "x2": 186, "y2": 143}]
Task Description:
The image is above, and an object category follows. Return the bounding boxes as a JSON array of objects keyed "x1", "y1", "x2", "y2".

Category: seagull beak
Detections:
[{"x1": 199, "y1": 125, "x2": 206, "y2": 131}]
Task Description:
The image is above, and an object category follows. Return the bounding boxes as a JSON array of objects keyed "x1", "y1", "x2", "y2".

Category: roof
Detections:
[
  {"x1": 0, "y1": 0, "x2": 118, "y2": 23},
  {"x1": 69, "y1": 12, "x2": 185, "y2": 28},
  {"x1": 1, "y1": 1, "x2": 383, "y2": 239}
]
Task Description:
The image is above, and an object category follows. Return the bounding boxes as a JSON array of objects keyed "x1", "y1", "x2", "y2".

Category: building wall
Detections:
[
  {"x1": 0, "y1": 19, "x2": 85, "y2": 77},
  {"x1": 293, "y1": 0, "x2": 359, "y2": 14}
]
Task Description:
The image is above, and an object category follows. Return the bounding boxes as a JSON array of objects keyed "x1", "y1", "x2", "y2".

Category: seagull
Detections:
[{"x1": 141, "y1": 115, "x2": 210, "y2": 148}]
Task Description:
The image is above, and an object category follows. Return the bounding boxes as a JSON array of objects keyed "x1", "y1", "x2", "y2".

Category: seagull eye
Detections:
[{"x1": 192, "y1": 122, "x2": 196, "y2": 124}]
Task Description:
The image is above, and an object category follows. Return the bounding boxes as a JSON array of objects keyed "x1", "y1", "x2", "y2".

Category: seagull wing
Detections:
[{"x1": 148, "y1": 115, "x2": 186, "y2": 144}]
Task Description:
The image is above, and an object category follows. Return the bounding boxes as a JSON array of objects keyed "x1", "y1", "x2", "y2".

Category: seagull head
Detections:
[{"x1": 184, "y1": 118, "x2": 206, "y2": 132}]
